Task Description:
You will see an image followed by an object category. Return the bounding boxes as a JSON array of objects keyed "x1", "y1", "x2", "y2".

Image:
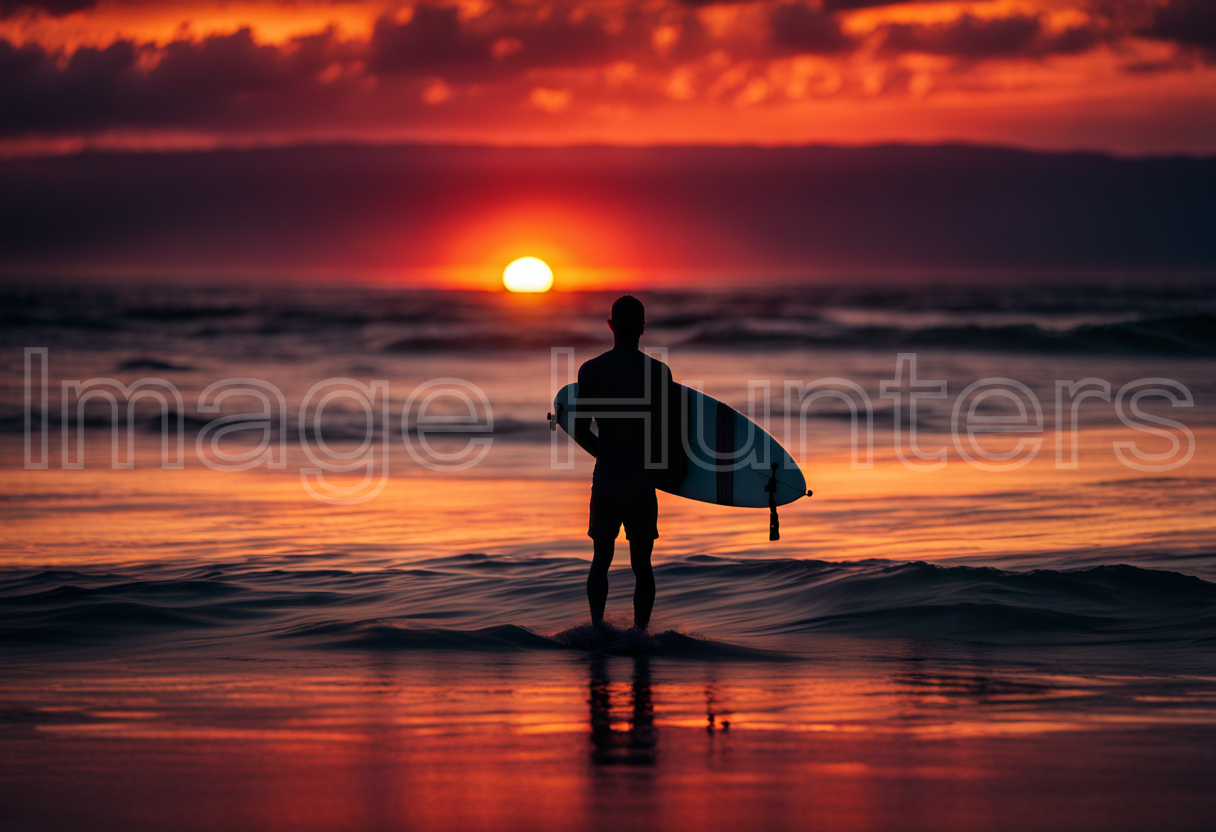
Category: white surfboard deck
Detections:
[{"x1": 549, "y1": 382, "x2": 809, "y2": 509}]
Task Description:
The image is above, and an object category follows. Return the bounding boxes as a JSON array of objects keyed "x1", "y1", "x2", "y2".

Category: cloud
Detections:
[
  {"x1": 496, "y1": 11, "x2": 626, "y2": 69},
  {"x1": 770, "y1": 3, "x2": 855, "y2": 54},
  {"x1": 1142, "y1": 0, "x2": 1216, "y2": 55},
  {"x1": 820, "y1": 0, "x2": 915, "y2": 10},
  {"x1": 0, "y1": 39, "x2": 137, "y2": 133},
  {"x1": 0, "y1": 29, "x2": 342, "y2": 134},
  {"x1": 371, "y1": 5, "x2": 646, "y2": 79},
  {"x1": 881, "y1": 14, "x2": 1098, "y2": 59},
  {"x1": 369, "y1": 5, "x2": 489, "y2": 73},
  {"x1": 0, "y1": 0, "x2": 94, "y2": 18},
  {"x1": 0, "y1": 0, "x2": 1206, "y2": 152}
]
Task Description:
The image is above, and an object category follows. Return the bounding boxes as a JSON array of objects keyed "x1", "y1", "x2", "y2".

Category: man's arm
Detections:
[{"x1": 573, "y1": 364, "x2": 599, "y2": 457}]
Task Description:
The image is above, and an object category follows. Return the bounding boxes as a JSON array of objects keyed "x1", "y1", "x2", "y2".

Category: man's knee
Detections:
[{"x1": 630, "y1": 553, "x2": 654, "y2": 580}]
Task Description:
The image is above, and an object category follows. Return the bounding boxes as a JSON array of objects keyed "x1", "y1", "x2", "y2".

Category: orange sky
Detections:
[{"x1": 0, "y1": 0, "x2": 1213, "y2": 156}]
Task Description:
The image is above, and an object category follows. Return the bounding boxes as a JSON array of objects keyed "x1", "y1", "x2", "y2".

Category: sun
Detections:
[{"x1": 502, "y1": 257, "x2": 553, "y2": 292}]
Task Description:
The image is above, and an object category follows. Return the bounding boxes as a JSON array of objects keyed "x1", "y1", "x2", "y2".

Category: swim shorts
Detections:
[{"x1": 588, "y1": 489, "x2": 659, "y2": 541}]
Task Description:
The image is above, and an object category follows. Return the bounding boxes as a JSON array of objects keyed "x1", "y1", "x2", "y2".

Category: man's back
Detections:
[{"x1": 577, "y1": 346, "x2": 673, "y2": 500}]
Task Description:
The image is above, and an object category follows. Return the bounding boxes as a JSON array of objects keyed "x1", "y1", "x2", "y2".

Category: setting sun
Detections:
[{"x1": 502, "y1": 257, "x2": 553, "y2": 292}]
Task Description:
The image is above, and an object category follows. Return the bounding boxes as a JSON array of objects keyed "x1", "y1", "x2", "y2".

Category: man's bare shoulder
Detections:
[
  {"x1": 644, "y1": 353, "x2": 672, "y2": 372},
  {"x1": 578, "y1": 349, "x2": 618, "y2": 381},
  {"x1": 641, "y1": 354, "x2": 674, "y2": 385}
]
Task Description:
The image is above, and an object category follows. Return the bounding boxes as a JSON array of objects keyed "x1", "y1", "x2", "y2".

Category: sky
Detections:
[
  {"x1": 2, "y1": 144, "x2": 1212, "y2": 285},
  {"x1": 1, "y1": 0, "x2": 1214, "y2": 157}
]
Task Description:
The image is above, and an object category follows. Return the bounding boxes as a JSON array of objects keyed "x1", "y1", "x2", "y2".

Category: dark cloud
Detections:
[
  {"x1": 369, "y1": 6, "x2": 489, "y2": 73},
  {"x1": 820, "y1": 0, "x2": 914, "y2": 10},
  {"x1": 498, "y1": 12, "x2": 623, "y2": 69},
  {"x1": 1142, "y1": 0, "x2": 1216, "y2": 54},
  {"x1": 0, "y1": 29, "x2": 339, "y2": 134},
  {"x1": 683, "y1": 0, "x2": 914, "y2": 11},
  {"x1": 150, "y1": 29, "x2": 308, "y2": 103},
  {"x1": 0, "y1": 0, "x2": 1171, "y2": 141},
  {"x1": 375, "y1": 5, "x2": 652, "y2": 74},
  {"x1": 0, "y1": 0, "x2": 94, "y2": 18},
  {"x1": 884, "y1": 15, "x2": 1039, "y2": 58},
  {"x1": 368, "y1": 5, "x2": 636, "y2": 76},
  {"x1": 882, "y1": 14, "x2": 1098, "y2": 59},
  {"x1": 770, "y1": 3, "x2": 855, "y2": 54},
  {"x1": 1122, "y1": 58, "x2": 1186, "y2": 73},
  {"x1": 0, "y1": 39, "x2": 137, "y2": 132},
  {"x1": 1044, "y1": 24, "x2": 1102, "y2": 55},
  {"x1": 0, "y1": 3, "x2": 679, "y2": 138}
]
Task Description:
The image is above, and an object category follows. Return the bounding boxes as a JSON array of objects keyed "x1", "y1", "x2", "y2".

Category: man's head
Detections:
[{"x1": 608, "y1": 295, "x2": 645, "y2": 341}]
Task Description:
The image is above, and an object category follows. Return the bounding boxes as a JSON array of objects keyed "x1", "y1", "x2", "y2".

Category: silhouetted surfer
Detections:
[{"x1": 575, "y1": 296, "x2": 684, "y2": 631}]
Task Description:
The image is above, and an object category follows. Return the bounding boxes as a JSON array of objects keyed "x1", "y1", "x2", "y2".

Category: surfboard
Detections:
[{"x1": 548, "y1": 382, "x2": 811, "y2": 539}]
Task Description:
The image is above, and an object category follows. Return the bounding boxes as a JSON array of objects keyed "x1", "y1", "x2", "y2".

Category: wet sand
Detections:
[{"x1": 3, "y1": 654, "x2": 1216, "y2": 832}]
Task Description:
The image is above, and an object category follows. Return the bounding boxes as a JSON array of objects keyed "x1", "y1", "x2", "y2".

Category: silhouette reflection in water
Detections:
[{"x1": 588, "y1": 656, "x2": 657, "y2": 766}]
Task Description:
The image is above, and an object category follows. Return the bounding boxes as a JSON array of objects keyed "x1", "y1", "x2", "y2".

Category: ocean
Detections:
[{"x1": 2, "y1": 276, "x2": 1216, "y2": 831}]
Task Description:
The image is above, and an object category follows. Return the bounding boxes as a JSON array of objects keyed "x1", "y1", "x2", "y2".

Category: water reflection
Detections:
[
  {"x1": 588, "y1": 656, "x2": 657, "y2": 766},
  {"x1": 704, "y1": 681, "x2": 731, "y2": 733}
]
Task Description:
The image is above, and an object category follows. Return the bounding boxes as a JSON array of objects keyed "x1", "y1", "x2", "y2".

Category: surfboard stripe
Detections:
[{"x1": 715, "y1": 401, "x2": 735, "y2": 506}]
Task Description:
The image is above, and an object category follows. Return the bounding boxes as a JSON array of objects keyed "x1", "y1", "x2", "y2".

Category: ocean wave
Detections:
[
  {"x1": 768, "y1": 561, "x2": 1216, "y2": 641},
  {"x1": 277, "y1": 621, "x2": 564, "y2": 652},
  {"x1": 0, "y1": 410, "x2": 548, "y2": 440},
  {"x1": 382, "y1": 331, "x2": 604, "y2": 352},
  {"x1": 2, "y1": 556, "x2": 1215, "y2": 657},
  {"x1": 337, "y1": 313, "x2": 1216, "y2": 355},
  {"x1": 4, "y1": 282, "x2": 1214, "y2": 357},
  {"x1": 679, "y1": 314, "x2": 1216, "y2": 355},
  {"x1": 44, "y1": 312, "x2": 1203, "y2": 356},
  {"x1": 115, "y1": 358, "x2": 194, "y2": 372}
]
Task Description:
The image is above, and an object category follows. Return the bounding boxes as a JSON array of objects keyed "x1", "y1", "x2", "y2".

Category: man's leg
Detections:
[
  {"x1": 587, "y1": 537, "x2": 615, "y2": 624},
  {"x1": 629, "y1": 537, "x2": 655, "y2": 631}
]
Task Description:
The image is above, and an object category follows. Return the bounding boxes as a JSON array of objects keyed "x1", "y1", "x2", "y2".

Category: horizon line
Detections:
[{"x1": 4, "y1": 134, "x2": 1215, "y2": 163}]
